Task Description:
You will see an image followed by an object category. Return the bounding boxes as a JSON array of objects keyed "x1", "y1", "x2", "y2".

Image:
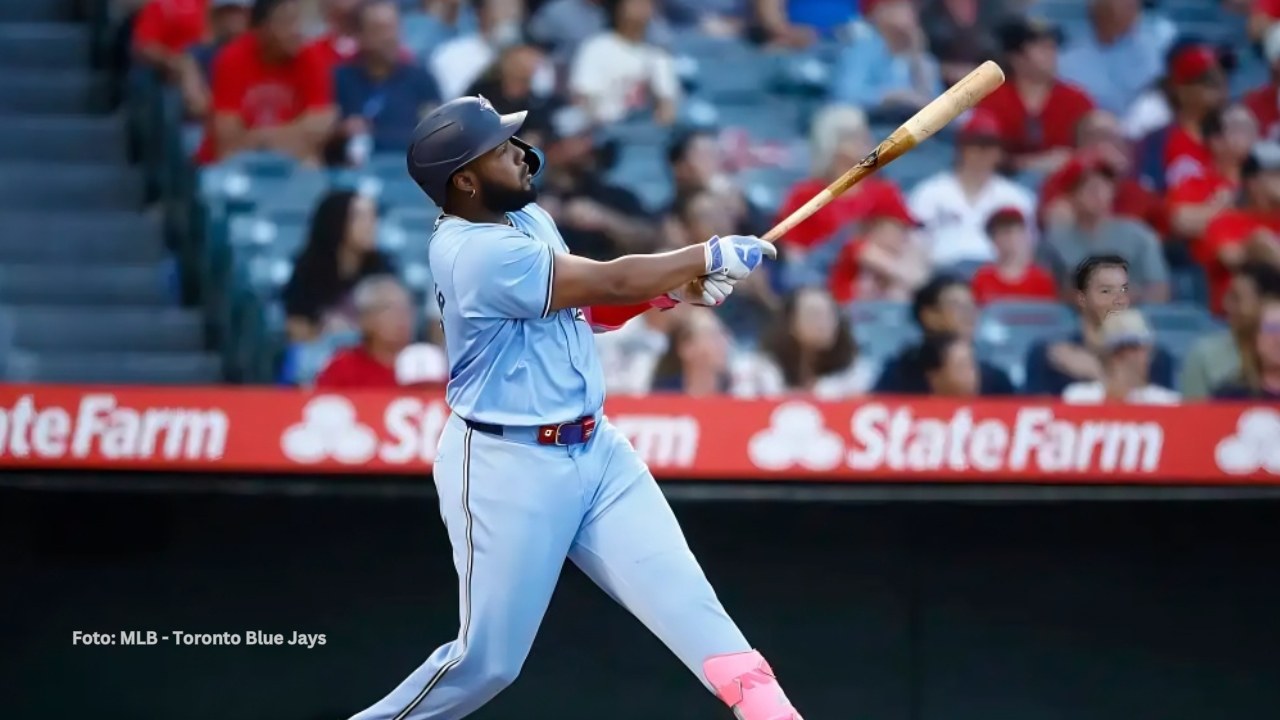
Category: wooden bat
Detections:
[{"x1": 761, "y1": 60, "x2": 1007, "y2": 245}]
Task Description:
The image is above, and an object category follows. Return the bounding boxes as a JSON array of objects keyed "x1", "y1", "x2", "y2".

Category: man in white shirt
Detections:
[
  {"x1": 1062, "y1": 308, "x2": 1181, "y2": 405},
  {"x1": 907, "y1": 108, "x2": 1037, "y2": 269},
  {"x1": 569, "y1": 0, "x2": 680, "y2": 125}
]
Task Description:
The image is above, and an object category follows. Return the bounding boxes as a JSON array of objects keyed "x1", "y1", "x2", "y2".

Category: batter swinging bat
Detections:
[{"x1": 761, "y1": 60, "x2": 1007, "y2": 244}]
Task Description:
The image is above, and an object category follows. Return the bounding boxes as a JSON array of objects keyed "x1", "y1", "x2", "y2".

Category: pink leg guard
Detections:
[{"x1": 703, "y1": 650, "x2": 803, "y2": 720}]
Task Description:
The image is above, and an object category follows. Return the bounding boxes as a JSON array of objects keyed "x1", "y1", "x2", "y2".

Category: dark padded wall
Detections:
[{"x1": 2, "y1": 484, "x2": 1279, "y2": 720}]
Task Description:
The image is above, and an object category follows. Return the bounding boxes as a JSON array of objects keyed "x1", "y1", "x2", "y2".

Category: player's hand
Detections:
[
  {"x1": 668, "y1": 272, "x2": 735, "y2": 307},
  {"x1": 703, "y1": 234, "x2": 776, "y2": 281}
]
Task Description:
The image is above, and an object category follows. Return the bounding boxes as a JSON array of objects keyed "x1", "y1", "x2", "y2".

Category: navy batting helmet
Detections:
[{"x1": 406, "y1": 95, "x2": 545, "y2": 207}]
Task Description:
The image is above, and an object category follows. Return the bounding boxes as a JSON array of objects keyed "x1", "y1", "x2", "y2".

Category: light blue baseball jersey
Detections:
[{"x1": 428, "y1": 203, "x2": 605, "y2": 426}]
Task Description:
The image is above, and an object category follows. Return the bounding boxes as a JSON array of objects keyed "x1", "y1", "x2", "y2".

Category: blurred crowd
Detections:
[{"x1": 125, "y1": 0, "x2": 1280, "y2": 403}]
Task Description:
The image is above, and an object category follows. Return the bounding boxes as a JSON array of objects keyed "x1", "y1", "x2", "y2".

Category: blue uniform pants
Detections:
[{"x1": 350, "y1": 413, "x2": 751, "y2": 719}]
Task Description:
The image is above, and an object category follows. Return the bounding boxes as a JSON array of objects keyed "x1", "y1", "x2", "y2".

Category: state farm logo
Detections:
[
  {"x1": 280, "y1": 395, "x2": 449, "y2": 465},
  {"x1": 0, "y1": 393, "x2": 227, "y2": 461},
  {"x1": 281, "y1": 396, "x2": 378, "y2": 464},
  {"x1": 1215, "y1": 409, "x2": 1280, "y2": 475},
  {"x1": 749, "y1": 403, "x2": 844, "y2": 471},
  {"x1": 747, "y1": 402, "x2": 1165, "y2": 474}
]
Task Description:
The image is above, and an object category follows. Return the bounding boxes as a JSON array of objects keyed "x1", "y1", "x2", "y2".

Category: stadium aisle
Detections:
[{"x1": 0, "y1": 0, "x2": 221, "y2": 383}]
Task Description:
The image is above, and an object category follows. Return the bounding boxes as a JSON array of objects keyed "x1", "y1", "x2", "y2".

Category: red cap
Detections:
[
  {"x1": 1059, "y1": 149, "x2": 1119, "y2": 190},
  {"x1": 985, "y1": 206, "x2": 1026, "y2": 232},
  {"x1": 958, "y1": 108, "x2": 1003, "y2": 144},
  {"x1": 1169, "y1": 45, "x2": 1221, "y2": 84},
  {"x1": 864, "y1": 191, "x2": 920, "y2": 227}
]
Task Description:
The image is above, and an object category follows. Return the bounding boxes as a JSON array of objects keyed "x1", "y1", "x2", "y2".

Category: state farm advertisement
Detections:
[{"x1": 0, "y1": 384, "x2": 1277, "y2": 483}]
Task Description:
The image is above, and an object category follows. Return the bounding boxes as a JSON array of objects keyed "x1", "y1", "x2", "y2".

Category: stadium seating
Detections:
[{"x1": 0, "y1": 2, "x2": 222, "y2": 384}]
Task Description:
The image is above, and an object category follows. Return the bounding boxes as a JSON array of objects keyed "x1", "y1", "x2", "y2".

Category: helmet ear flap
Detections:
[{"x1": 510, "y1": 136, "x2": 545, "y2": 180}]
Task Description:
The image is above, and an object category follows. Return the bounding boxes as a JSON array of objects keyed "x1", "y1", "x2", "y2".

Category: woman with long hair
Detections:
[
  {"x1": 649, "y1": 307, "x2": 778, "y2": 396},
  {"x1": 283, "y1": 189, "x2": 396, "y2": 342},
  {"x1": 758, "y1": 286, "x2": 876, "y2": 398}
]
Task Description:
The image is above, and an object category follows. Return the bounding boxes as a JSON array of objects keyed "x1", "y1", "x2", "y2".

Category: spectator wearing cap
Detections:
[
  {"x1": 1039, "y1": 109, "x2": 1167, "y2": 235},
  {"x1": 175, "y1": 0, "x2": 251, "y2": 122},
  {"x1": 1213, "y1": 288, "x2": 1280, "y2": 399},
  {"x1": 872, "y1": 274, "x2": 1014, "y2": 395},
  {"x1": 133, "y1": 0, "x2": 210, "y2": 78},
  {"x1": 569, "y1": 0, "x2": 680, "y2": 126},
  {"x1": 1249, "y1": 0, "x2": 1280, "y2": 44},
  {"x1": 334, "y1": 0, "x2": 441, "y2": 156},
  {"x1": 1167, "y1": 104, "x2": 1257, "y2": 242},
  {"x1": 1037, "y1": 155, "x2": 1169, "y2": 304},
  {"x1": 830, "y1": 0, "x2": 942, "y2": 117},
  {"x1": 1061, "y1": 309, "x2": 1180, "y2": 405},
  {"x1": 1058, "y1": 0, "x2": 1174, "y2": 118},
  {"x1": 1197, "y1": 142, "x2": 1280, "y2": 316},
  {"x1": 304, "y1": 0, "x2": 359, "y2": 74},
  {"x1": 1133, "y1": 41, "x2": 1230, "y2": 193},
  {"x1": 1244, "y1": 24, "x2": 1280, "y2": 142},
  {"x1": 979, "y1": 16, "x2": 1093, "y2": 175},
  {"x1": 1024, "y1": 255, "x2": 1175, "y2": 396},
  {"x1": 431, "y1": 0, "x2": 534, "y2": 102},
  {"x1": 775, "y1": 105, "x2": 907, "y2": 253},
  {"x1": 196, "y1": 0, "x2": 336, "y2": 165},
  {"x1": 1181, "y1": 262, "x2": 1280, "y2": 399},
  {"x1": 907, "y1": 109, "x2": 1036, "y2": 268},
  {"x1": 970, "y1": 207, "x2": 1056, "y2": 306},
  {"x1": 1122, "y1": 37, "x2": 1233, "y2": 142},
  {"x1": 827, "y1": 191, "x2": 928, "y2": 304},
  {"x1": 313, "y1": 276, "x2": 447, "y2": 389}
]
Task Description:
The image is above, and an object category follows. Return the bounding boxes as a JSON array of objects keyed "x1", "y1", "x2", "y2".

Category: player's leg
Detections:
[
  {"x1": 350, "y1": 416, "x2": 581, "y2": 720},
  {"x1": 567, "y1": 420, "x2": 804, "y2": 720}
]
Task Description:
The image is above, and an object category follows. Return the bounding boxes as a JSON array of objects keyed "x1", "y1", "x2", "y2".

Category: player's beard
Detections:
[{"x1": 477, "y1": 175, "x2": 539, "y2": 214}]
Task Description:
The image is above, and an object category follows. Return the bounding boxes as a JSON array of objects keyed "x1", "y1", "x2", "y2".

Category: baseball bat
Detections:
[{"x1": 761, "y1": 60, "x2": 1006, "y2": 245}]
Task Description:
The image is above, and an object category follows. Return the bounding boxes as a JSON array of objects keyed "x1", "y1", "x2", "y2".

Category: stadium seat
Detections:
[
  {"x1": 847, "y1": 300, "x2": 919, "y2": 361},
  {"x1": 1142, "y1": 302, "x2": 1221, "y2": 333},
  {"x1": 2, "y1": 349, "x2": 223, "y2": 384},
  {"x1": 976, "y1": 300, "x2": 1076, "y2": 352},
  {"x1": 0, "y1": 263, "x2": 170, "y2": 306},
  {"x1": 0, "y1": 22, "x2": 90, "y2": 69},
  {"x1": 0, "y1": 305, "x2": 206, "y2": 353},
  {"x1": 280, "y1": 330, "x2": 361, "y2": 386}
]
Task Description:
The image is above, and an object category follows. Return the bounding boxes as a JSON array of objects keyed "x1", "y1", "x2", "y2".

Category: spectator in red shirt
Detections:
[
  {"x1": 1244, "y1": 24, "x2": 1280, "y2": 142},
  {"x1": 314, "y1": 275, "x2": 441, "y2": 389},
  {"x1": 970, "y1": 207, "x2": 1056, "y2": 305},
  {"x1": 1040, "y1": 110, "x2": 1167, "y2": 235},
  {"x1": 1198, "y1": 141, "x2": 1280, "y2": 315},
  {"x1": 980, "y1": 16, "x2": 1093, "y2": 175},
  {"x1": 1135, "y1": 42, "x2": 1229, "y2": 192},
  {"x1": 305, "y1": 0, "x2": 360, "y2": 74},
  {"x1": 197, "y1": 0, "x2": 336, "y2": 164},
  {"x1": 828, "y1": 191, "x2": 928, "y2": 304},
  {"x1": 176, "y1": 0, "x2": 252, "y2": 122},
  {"x1": 1168, "y1": 104, "x2": 1257, "y2": 241},
  {"x1": 775, "y1": 104, "x2": 906, "y2": 253},
  {"x1": 134, "y1": 0, "x2": 209, "y2": 77}
]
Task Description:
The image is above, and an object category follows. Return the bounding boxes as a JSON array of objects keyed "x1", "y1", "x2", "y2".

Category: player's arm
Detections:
[{"x1": 455, "y1": 231, "x2": 772, "y2": 320}]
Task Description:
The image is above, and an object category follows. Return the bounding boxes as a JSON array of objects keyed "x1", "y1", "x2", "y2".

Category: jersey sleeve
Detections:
[{"x1": 453, "y1": 230, "x2": 556, "y2": 319}]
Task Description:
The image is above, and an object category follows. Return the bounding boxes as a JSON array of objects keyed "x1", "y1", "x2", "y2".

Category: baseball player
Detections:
[{"x1": 349, "y1": 96, "x2": 803, "y2": 720}]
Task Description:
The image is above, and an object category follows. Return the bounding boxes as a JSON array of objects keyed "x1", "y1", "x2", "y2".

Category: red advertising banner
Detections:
[{"x1": 0, "y1": 385, "x2": 1277, "y2": 483}]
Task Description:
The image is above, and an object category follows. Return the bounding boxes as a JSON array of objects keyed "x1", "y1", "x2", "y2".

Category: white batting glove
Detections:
[
  {"x1": 702, "y1": 234, "x2": 777, "y2": 281},
  {"x1": 668, "y1": 272, "x2": 736, "y2": 307}
]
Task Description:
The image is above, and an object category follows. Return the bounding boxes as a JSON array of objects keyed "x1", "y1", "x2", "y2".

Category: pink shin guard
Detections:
[{"x1": 703, "y1": 650, "x2": 803, "y2": 720}]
